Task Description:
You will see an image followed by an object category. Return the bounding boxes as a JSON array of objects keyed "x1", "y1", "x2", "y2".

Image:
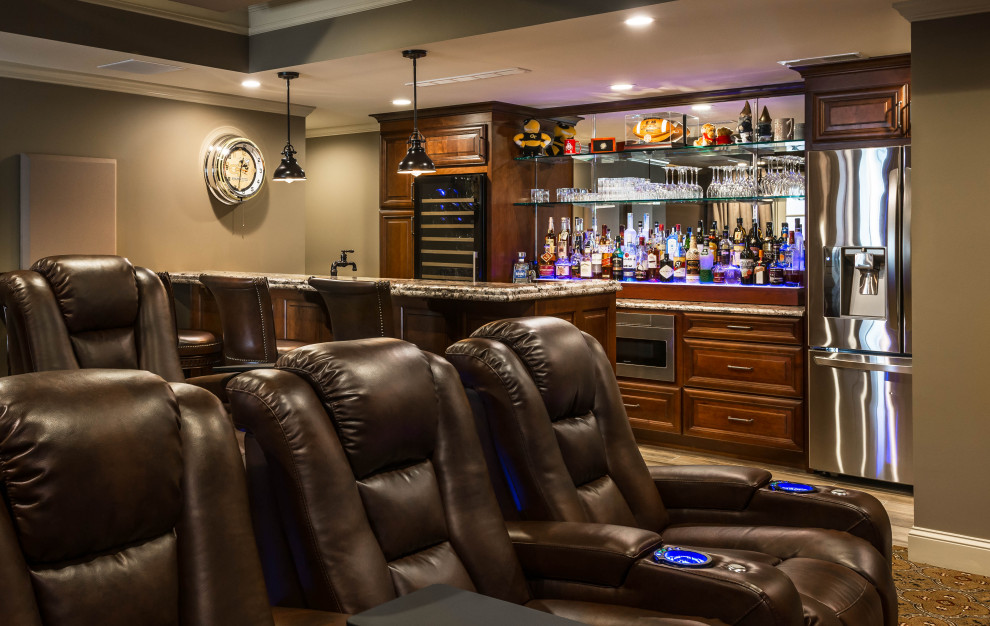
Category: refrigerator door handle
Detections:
[{"x1": 812, "y1": 353, "x2": 912, "y2": 374}]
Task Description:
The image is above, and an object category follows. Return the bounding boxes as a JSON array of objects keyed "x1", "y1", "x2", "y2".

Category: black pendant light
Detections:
[
  {"x1": 273, "y1": 71, "x2": 306, "y2": 183},
  {"x1": 397, "y1": 49, "x2": 436, "y2": 177}
]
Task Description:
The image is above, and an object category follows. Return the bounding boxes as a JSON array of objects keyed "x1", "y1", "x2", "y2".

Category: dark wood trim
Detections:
[
  {"x1": 792, "y1": 54, "x2": 911, "y2": 79},
  {"x1": 540, "y1": 82, "x2": 806, "y2": 118},
  {"x1": 617, "y1": 282, "x2": 804, "y2": 306}
]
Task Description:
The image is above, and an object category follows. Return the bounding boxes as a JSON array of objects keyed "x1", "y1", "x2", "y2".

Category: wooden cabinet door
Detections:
[
  {"x1": 424, "y1": 125, "x2": 488, "y2": 167},
  {"x1": 619, "y1": 379, "x2": 680, "y2": 434},
  {"x1": 812, "y1": 83, "x2": 909, "y2": 144},
  {"x1": 381, "y1": 132, "x2": 416, "y2": 208},
  {"x1": 379, "y1": 210, "x2": 414, "y2": 278}
]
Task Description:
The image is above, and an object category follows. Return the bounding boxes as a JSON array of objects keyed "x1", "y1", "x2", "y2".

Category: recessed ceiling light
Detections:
[
  {"x1": 392, "y1": 98, "x2": 412, "y2": 106},
  {"x1": 625, "y1": 16, "x2": 654, "y2": 27},
  {"x1": 611, "y1": 83, "x2": 634, "y2": 91},
  {"x1": 241, "y1": 79, "x2": 261, "y2": 88},
  {"x1": 691, "y1": 104, "x2": 712, "y2": 111}
]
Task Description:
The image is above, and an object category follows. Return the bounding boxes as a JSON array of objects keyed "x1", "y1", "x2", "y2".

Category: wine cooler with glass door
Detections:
[{"x1": 413, "y1": 174, "x2": 487, "y2": 282}]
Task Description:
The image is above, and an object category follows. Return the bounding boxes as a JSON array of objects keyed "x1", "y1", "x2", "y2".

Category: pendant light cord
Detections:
[
  {"x1": 285, "y1": 77, "x2": 292, "y2": 153},
  {"x1": 412, "y1": 56, "x2": 418, "y2": 140}
]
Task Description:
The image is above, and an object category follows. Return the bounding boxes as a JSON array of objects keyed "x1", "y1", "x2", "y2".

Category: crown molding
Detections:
[
  {"x1": 0, "y1": 61, "x2": 314, "y2": 117},
  {"x1": 79, "y1": 0, "x2": 249, "y2": 34},
  {"x1": 893, "y1": 0, "x2": 990, "y2": 22},
  {"x1": 248, "y1": 0, "x2": 412, "y2": 35},
  {"x1": 306, "y1": 122, "x2": 380, "y2": 138}
]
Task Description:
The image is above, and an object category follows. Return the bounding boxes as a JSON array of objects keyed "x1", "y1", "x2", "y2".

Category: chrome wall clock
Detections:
[{"x1": 204, "y1": 135, "x2": 266, "y2": 204}]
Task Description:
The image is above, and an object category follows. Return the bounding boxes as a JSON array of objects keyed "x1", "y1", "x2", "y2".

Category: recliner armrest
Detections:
[
  {"x1": 272, "y1": 606, "x2": 351, "y2": 626},
  {"x1": 649, "y1": 465, "x2": 771, "y2": 511},
  {"x1": 185, "y1": 372, "x2": 241, "y2": 403},
  {"x1": 506, "y1": 520, "x2": 661, "y2": 587}
]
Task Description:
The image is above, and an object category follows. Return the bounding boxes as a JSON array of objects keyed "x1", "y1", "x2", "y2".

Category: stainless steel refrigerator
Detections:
[{"x1": 807, "y1": 146, "x2": 912, "y2": 485}]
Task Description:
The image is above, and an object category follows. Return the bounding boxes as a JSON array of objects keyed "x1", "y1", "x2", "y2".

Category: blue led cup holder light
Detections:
[
  {"x1": 769, "y1": 480, "x2": 816, "y2": 493},
  {"x1": 654, "y1": 546, "x2": 713, "y2": 568}
]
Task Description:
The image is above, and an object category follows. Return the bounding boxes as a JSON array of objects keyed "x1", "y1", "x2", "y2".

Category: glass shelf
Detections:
[
  {"x1": 514, "y1": 140, "x2": 805, "y2": 163},
  {"x1": 513, "y1": 195, "x2": 805, "y2": 206}
]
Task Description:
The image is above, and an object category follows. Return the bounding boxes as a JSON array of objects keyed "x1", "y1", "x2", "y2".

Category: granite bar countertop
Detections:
[
  {"x1": 170, "y1": 272, "x2": 621, "y2": 303},
  {"x1": 617, "y1": 298, "x2": 805, "y2": 317}
]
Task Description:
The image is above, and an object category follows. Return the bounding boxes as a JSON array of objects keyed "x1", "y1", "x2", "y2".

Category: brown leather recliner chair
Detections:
[
  {"x1": 226, "y1": 339, "x2": 846, "y2": 626},
  {"x1": 0, "y1": 255, "x2": 229, "y2": 398},
  {"x1": 200, "y1": 274, "x2": 308, "y2": 366},
  {"x1": 307, "y1": 277, "x2": 396, "y2": 340},
  {"x1": 446, "y1": 317, "x2": 897, "y2": 626},
  {"x1": 0, "y1": 368, "x2": 345, "y2": 626}
]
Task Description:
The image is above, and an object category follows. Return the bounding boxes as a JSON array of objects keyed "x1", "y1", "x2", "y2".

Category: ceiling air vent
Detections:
[
  {"x1": 406, "y1": 67, "x2": 531, "y2": 87},
  {"x1": 98, "y1": 60, "x2": 185, "y2": 74}
]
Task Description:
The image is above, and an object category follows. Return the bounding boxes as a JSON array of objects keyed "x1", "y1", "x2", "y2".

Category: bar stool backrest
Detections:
[
  {"x1": 307, "y1": 278, "x2": 395, "y2": 341},
  {"x1": 200, "y1": 274, "x2": 278, "y2": 365}
]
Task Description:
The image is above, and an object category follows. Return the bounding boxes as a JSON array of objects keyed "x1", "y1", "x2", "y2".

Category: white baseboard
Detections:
[{"x1": 908, "y1": 527, "x2": 990, "y2": 576}]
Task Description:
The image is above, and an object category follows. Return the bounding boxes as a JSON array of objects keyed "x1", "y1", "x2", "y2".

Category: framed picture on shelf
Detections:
[{"x1": 590, "y1": 137, "x2": 616, "y2": 153}]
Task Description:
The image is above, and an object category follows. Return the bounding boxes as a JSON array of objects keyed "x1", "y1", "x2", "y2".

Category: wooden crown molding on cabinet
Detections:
[
  {"x1": 790, "y1": 54, "x2": 911, "y2": 79},
  {"x1": 0, "y1": 60, "x2": 315, "y2": 117},
  {"x1": 893, "y1": 0, "x2": 990, "y2": 22}
]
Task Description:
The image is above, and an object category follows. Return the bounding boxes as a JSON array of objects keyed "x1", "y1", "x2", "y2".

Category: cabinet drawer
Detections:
[
  {"x1": 684, "y1": 388, "x2": 802, "y2": 450},
  {"x1": 682, "y1": 313, "x2": 802, "y2": 345},
  {"x1": 618, "y1": 379, "x2": 680, "y2": 434},
  {"x1": 683, "y1": 339, "x2": 803, "y2": 398}
]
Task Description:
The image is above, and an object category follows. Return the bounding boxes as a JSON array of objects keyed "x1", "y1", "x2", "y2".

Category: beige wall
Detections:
[
  {"x1": 304, "y1": 132, "x2": 380, "y2": 277},
  {"x1": 910, "y1": 13, "x2": 990, "y2": 571},
  {"x1": 0, "y1": 77, "x2": 307, "y2": 274}
]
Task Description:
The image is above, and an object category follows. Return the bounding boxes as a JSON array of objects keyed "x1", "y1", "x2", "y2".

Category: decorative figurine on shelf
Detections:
[
  {"x1": 546, "y1": 122, "x2": 576, "y2": 156},
  {"x1": 736, "y1": 101, "x2": 753, "y2": 143},
  {"x1": 715, "y1": 126, "x2": 734, "y2": 145},
  {"x1": 514, "y1": 118, "x2": 552, "y2": 157},
  {"x1": 757, "y1": 106, "x2": 773, "y2": 142},
  {"x1": 693, "y1": 123, "x2": 717, "y2": 146}
]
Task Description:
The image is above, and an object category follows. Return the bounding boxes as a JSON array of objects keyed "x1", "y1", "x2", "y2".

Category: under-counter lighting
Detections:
[
  {"x1": 241, "y1": 79, "x2": 261, "y2": 88},
  {"x1": 611, "y1": 83, "x2": 634, "y2": 91},
  {"x1": 624, "y1": 16, "x2": 654, "y2": 27},
  {"x1": 691, "y1": 104, "x2": 712, "y2": 111},
  {"x1": 392, "y1": 98, "x2": 411, "y2": 106}
]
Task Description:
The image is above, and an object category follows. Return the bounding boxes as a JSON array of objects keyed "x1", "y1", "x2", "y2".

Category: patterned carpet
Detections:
[{"x1": 895, "y1": 546, "x2": 990, "y2": 625}]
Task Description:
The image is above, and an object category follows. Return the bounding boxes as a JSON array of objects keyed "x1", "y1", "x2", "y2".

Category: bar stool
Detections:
[
  {"x1": 158, "y1": 271, "x2": 223, "y2": 376},
  {"x1": 307, "y1": 277, "x2": 396, "y2": 340},
  {"x1": 200, "y1": 274, "x2": 307, "y2": 365}
]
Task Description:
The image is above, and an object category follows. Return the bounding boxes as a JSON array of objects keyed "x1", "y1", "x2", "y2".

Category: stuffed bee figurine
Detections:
[
  {"x1": 514, "y1": 118, "x2": 552, "y2": 157},
  {"x1": 546, "y1": 122, "x2": 576, "y2": 156}
]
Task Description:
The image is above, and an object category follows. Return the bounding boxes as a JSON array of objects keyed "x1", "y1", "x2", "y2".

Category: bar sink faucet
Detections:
[{"x1": 330, "y1": 250, "x2": 357, "y2": 277}]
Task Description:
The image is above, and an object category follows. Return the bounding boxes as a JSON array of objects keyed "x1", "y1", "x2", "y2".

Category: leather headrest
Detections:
[
  {"x1": 0, "y1": 369, "x2": 183, "y2": 564},
  {"x1": 31, "y1": 255, "x2": 140, "y2": 333},
  {"x1": 469, "y1": 317, "x2": 596, "y2": 421},
  {"x1": 276, "y1": 339, "x2": 438, "y2": 479}
]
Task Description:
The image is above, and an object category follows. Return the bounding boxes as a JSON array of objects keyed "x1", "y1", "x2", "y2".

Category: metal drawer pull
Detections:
[
  {"x1": 623, "y1": 403, "x2": 641, "y2": 409},
  {"x1": 727, "y1": 416, "x2": 754, "y2": 424},
  {"x1": 727, "y1": 365, "x2": 754, "y2": 372},
  {"x1": 726, "y1": 325, "x2": 753, "y2": 331}
]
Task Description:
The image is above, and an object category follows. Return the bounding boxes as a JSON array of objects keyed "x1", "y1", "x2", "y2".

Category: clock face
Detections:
[{"x1": 204, "y1": 135, "x2": 265, "y2": 204}]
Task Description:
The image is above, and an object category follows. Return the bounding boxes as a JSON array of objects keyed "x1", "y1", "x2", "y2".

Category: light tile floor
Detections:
[{"x1": 638, "y1": 444, "x2": 915, "y2": 547}]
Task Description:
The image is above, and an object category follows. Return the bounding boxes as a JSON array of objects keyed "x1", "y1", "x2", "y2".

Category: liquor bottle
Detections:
[
  {"x1": 778, "y1": 222, "x2": 789, "y2": 262},
  {"x1": 748, "y1": 219, "x2": 762, "y2": 258},
  {"x1": 674, "y1": 228, "x2": 687, "y2": 282},
  {"x1": 754, "y1": 250, "x2": 768, "y2": 285},
  {"x1": 666, "y1": 225, "x2": 679, "y2": 261},
  {"x1": 557, "y1": 217, "x2": 570, "y2": 261},
  {"x1": 719, "y1": 228, "x2": 733, "y2": 266},
  {"x1": 512, "y1": 252, "x2": 529, "y2": 283},
  {"x1": 762, "y1": 222, "x2": 775, "y2": 260},
  {"x1": 739, "y1": 244, "x2": 755, "y2": 285},
  {"x1": 685, "y1": 232, "x2": 700, "y2": 284},
  {"x1": 622, "y1": 237, "x2": 637, "y2": 281},
  {"x1": 712, "y1": 256, "x2": 726, "y2": 284},
  {"x1": 794, "y1": 217, "x2": 805, "y2": 276},
  {"x1": 570, "y1": 235, "x2": 583, "y2": 279},
  {"x1": 724, "y1": 261, "x2": 742, "y2": 285},
  {"x1": 635, "y1": 237, "x2": 648, "y2": 282},
  {"x1": 600, "y1": 227, "x2": 612, "y2": 280},
  {"x1": 699, "y1": 238, "x2": 713, "y2": 283},
  {"x1": 646, "y1": 237, "x2": 659, "y2": 280},
  {"x1": 539, "y1": 217, "x2": 556, "y2": 278},
  {"x1": 612, "y1": 236, "x2": 624, "y2": 281},
  {"x1": 732, "y1": 218, "x2": 746, "y2": 266},
  {"x1": 658, "y1": 252, "x2": 675, "y2": 283},
  {"x1": 783, "y1": 230, "x2": 799, "y2": 285},
  {"x1": 768, "y1": 253, "x2": 785, "y2": 285},
  {"x1": 624, "y1": 214, "x2": 637, "y2": 250},
  {"x1": 591, "y1": 239, "x2": 603, "y2": 279},
  {"x1": 697, "y1": 220, "x2": 706, "y2": 246},
  {"x1": 643, "y1": 214, "x2": 651, "y2": 239},
  {"x1": 580, "y1": 240, "x2": 593, "y2": 279},
  {"x1": 708, "y1": 221, "x2": 719, "y2": 258}
]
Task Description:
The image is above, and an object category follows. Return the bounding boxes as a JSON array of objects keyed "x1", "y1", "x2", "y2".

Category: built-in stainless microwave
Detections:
[{"x1": 615, "y1": 312, "x2": 675, "y2": 382}]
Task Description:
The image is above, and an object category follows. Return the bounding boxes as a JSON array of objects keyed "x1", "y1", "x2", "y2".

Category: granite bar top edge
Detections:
[
  {"x1": 617, "y1": 298, "x2": 805, "y2": 317},
  {"x1": 170, "y1": 272, "x2": 621, "y2": 302}
]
